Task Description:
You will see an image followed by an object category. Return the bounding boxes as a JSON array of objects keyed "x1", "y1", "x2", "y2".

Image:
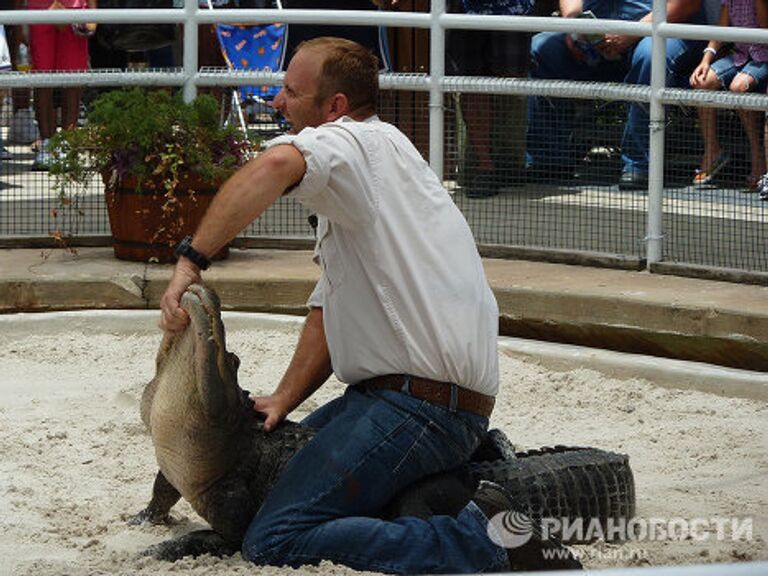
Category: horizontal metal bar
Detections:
[
  {"x1": 0, "y1": 9, "x2": 184, "y2": 25},
  {"x1": 0, "y1": 7, "x2": 428, "y2": 27},
  {"x1": 379, "y1": 72, "x2": 431, "y2": 91},
  {"x1": 441, "y1": 13, "x2": 652, "y2": 35},
  {"x1": 196, "y1": 68, "x2": 283, "y2": 87},
  {"x1": 196, "y1": 68, "x2": 433, "y2": 91},
  {"x1": 661, "y1": 87, "x2": 768, "y2": 111},
  {"x1": 2, "y1": 8, "x2": 766, "y2": 43},
  {"x1": 193, "y1": 8, "x2": 430, "y2": 27},
  {"x1": 2, "y1": 69, "x2": 766, "y2": 110},
  {"x1": 0, "y1": 70, "x2": 186, "y2": 88},
  {"x1": 0, "y1": 7, "x2": 426, "y2": 27},
  {"x1": 659, "y1": 22, "x2": 768, "y2": 44},
  {"x1": 442, "y1": 76, "x2": 651, "y2": 101},
  {"x1": 0, "y1": 9, "x2": 656, "y2": 35}
]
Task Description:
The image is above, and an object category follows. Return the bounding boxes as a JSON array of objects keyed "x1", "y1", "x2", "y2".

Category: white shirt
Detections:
[{"x1": 267, "y1": 116, "x2": 499, "y2": 396}]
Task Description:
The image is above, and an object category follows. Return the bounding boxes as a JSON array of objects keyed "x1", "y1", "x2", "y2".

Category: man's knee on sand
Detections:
[{"x1": 241, "y1": 513, "x2": 297, "y2": 565}]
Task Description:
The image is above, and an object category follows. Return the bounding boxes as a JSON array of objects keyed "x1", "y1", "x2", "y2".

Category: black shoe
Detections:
[
  {"x1": 474, "y1": 481, "x2": 583, "y2": 572},
  {"x1": 618, "y1": 171, "x2": 648, "y2": 190},
  {"x1": 473, "y1": 480, "x2": 514, "y2": 519},
  {"x1": 464, "y1": 172, "x2": 500, "y2": 199}
]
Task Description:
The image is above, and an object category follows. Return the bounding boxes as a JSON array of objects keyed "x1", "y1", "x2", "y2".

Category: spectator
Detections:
[
  {"x1": 4, "y1": 1, "x2": 39, "y2": 153},
  {"x1": 526, "y1": 0, "x2": 706, "y2": 190},
  {"x1": 374, "y1": 0, "x2": 534, "y2": 198},
  {"x1": 0, "y1": 23, "x2": 13, "y2": 159},
  {"x1": 447, "y1": 0, "x2": 535, "y2": 199},
  {"x1": 757, "y1": 0, "x2": 768, "y2": 200},
  {"x1": 24, "y1": 0, "x2": 97, "y2": 170},
  {"x1": 690, "y1": 0, "x2": 768, "y2": 191}
]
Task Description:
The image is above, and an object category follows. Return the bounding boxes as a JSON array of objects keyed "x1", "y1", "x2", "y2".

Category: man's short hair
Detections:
[{"x1": 296, "y1": 37, "x2": 379, "y2": 116}]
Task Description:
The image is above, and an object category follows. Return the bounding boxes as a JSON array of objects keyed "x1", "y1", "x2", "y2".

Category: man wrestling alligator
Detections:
[{"x1": 155, "y1": 37, "x2": 585, "y2": 573}]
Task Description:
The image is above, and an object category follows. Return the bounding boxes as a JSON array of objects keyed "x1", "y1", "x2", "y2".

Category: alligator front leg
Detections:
[
  {"x1": 143, "y1": 530, "x2": 238, "y2": 561},
  {"x1": 129, "y1": 470, "x2": 181, "y2": 525}
]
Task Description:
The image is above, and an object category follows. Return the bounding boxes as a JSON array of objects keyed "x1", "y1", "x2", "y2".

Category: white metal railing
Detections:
[{"x1": 1, "y1": 1, "x2": 768, "y2": 266}]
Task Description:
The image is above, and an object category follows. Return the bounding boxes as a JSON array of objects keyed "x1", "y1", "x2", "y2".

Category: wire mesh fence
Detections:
[
  {"x1": 1, "y1": 85, "x2": 768, "y2": 273},
  {"x1": 0, "y1": 3, "x2": 767, "y2": 279}
]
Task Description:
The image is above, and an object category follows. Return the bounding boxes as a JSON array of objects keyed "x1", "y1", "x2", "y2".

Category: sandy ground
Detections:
[{"x1": 0, "y1": 313, "x2": 766, "y2": 576}]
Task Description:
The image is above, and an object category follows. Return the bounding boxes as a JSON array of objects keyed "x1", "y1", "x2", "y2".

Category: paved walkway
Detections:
[{"x1": 1, "y1": 246, "x2": 767, "y2": 372}]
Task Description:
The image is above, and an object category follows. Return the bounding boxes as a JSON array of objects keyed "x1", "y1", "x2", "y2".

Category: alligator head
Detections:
[{"x1": 141, "y1": 284, "x2": 246, "y2": 504}]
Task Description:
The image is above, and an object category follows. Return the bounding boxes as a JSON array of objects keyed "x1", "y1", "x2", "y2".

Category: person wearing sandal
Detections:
[
  {"x1": 757, "y1": 0, "x2": 768, "y2": 201},
  {"x1": 689, "y1": 0, "x2": 768, "y2": 190}
]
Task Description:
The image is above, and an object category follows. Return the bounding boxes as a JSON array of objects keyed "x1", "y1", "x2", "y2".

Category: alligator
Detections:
[{"x1": 135, "y1": 284, "x2": 635, "y2": 562}]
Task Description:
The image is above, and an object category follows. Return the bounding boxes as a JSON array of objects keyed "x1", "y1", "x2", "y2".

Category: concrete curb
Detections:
[{"x1": 1, "y1": 248, "x2": 767, "y2": 371}]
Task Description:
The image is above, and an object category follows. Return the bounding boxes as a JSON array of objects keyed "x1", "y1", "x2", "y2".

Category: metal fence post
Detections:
[
  {"x1": 429, "y1": 0, "x2": 446, "y2": 180},
  {"x1": 646, "y1": 0, "x2": 667, "y2": 265},
  {"x1": 183, "y1": 0, "x2": 199, "y2": 102}
]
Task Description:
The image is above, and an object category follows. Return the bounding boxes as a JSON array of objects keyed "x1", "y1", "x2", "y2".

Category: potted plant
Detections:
[{"x1": 50, "y1": 88, "x2": 254, "y2": 262}]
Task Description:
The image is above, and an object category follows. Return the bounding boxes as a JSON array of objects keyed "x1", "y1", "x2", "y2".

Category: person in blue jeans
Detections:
[
  {"x1": 526, "y1": 0, "x2": 706, "y2": 189},
  {"x1": 159, "y1": 36, "x2": 580, "y2": 573}
]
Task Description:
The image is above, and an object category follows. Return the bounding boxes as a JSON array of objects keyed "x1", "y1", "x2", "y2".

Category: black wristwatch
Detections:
[{"x1": 174, "y1": 236, "x2": 211, "y2": 270}]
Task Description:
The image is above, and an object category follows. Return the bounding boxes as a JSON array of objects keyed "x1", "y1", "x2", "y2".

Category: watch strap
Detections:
[{"x1": 174, "y1": 236, "x2": 211, "y2": 270}]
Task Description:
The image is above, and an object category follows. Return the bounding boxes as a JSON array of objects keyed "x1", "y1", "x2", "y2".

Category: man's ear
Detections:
[{"x1": 326, "y1": 93, "x2": 350, "y2": 121}]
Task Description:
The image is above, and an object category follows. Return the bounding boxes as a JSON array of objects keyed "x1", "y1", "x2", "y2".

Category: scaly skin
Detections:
[
  {"x1": 139, "y1": 284, "x2": 317, "y2": 549},
  {"x1": 136, "y1": 284, "x2": 635, "y2": 560}
]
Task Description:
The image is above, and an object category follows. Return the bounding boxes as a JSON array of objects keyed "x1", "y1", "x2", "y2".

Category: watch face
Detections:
[{"x1": 174, "y1": 236, "x2": 191, "y2": 259}]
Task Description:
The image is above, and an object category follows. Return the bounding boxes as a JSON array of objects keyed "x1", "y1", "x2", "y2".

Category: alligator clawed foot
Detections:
[{"x1": 127, "y1": 508, "x2": 171, "y2": 526}]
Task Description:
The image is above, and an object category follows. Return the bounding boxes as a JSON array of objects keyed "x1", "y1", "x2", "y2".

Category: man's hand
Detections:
[
  {"x1": 598, "y1": 33, "x2": 639, "y2": 58},
  {"x1": 158, "y1": 258, "x2": 202, "y2": 333},
  {"x1": 251, "y1": 392, "x2": 291, "y2": 432},
  {"x1": 370, "y1": 0, "x2": 400, "y2": 8},
  {"x1": 250, "y1": 308, "x2": 332, "y2": 433}
]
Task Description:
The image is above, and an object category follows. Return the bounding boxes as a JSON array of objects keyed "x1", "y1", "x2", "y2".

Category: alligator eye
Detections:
[{"x1": 228, "y1": 352, "x2": 241, "y2": 370}]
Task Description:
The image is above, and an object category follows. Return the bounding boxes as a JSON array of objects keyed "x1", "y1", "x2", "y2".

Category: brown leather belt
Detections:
[{"x1": 361, "y1": 374, "x2": 495, "y2": 418}]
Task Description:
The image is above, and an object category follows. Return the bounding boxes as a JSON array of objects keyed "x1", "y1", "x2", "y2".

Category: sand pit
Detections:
[{"x1": 0, "y1": 311, "x2": 766, "y2": 575}]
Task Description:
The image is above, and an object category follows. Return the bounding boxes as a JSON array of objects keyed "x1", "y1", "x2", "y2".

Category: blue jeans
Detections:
[
  {"x1": 527, "y1": 33, "x2": 704, "y2": 175},
  {"x1": 241, "y1": 386, "x2": 508, "y2": 574},
  {"x1": 710, "y1": 55, "x2": 768, "y2": 93}
]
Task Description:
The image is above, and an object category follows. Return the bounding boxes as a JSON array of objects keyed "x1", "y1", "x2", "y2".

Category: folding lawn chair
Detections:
[{"x1": 209, "y1": 0, "x2": 288, "y2": 137}]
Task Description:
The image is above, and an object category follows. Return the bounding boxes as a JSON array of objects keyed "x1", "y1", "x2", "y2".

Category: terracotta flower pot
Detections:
[{"x1": 103, "y1": 172, "x2": 229, "y2": 263}]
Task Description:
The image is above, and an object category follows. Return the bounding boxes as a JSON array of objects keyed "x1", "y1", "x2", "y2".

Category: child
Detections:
[{"x1": 690, "y1": 0, "x2": 768, "y2": 191}]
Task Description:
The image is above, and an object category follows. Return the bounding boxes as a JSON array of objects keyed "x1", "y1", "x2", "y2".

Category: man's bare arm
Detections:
[
  {"x1": 191, "y1": 144, "x2": 306, "y2": 258},
  {"x1": 665, "y1": 0, "x2": 702, "y2": 23},
  {"x1": 559, "y1": 0, "x2": 584, "y2": 18},
  {"x1": 159, "y1": 144, "x2": 306, "y2": 332},
  {"x1": 252, "y1": 307, "x2": 333, "y2": 431}
]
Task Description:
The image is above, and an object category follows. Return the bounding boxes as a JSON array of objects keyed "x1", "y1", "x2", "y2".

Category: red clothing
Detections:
[
  {"x1": 25, "y1": 0, "x2": 87, "y2": 8},
  {"x1": 29, "y1": 23, "x2": 89, "y2": 70}
]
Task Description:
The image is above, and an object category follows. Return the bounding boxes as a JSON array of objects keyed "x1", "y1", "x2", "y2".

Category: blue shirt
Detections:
[
  {"x1": 584, "y1": 0, "x2": 706, "y2": 23},
  {"x1": 583, "y1": 0, "x2": 652, "y2": 21},
  {"x1": 462, "y1": 0, "x2": 535, "y2": 15}
]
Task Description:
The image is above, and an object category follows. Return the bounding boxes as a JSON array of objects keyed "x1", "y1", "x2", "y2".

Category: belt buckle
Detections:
[
  {"x1": 400, "y1": 374, "x2": 412, "y2": 395},
  {"x1": 448, "y1": 382, "x2": 458, "y2": 413}
]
